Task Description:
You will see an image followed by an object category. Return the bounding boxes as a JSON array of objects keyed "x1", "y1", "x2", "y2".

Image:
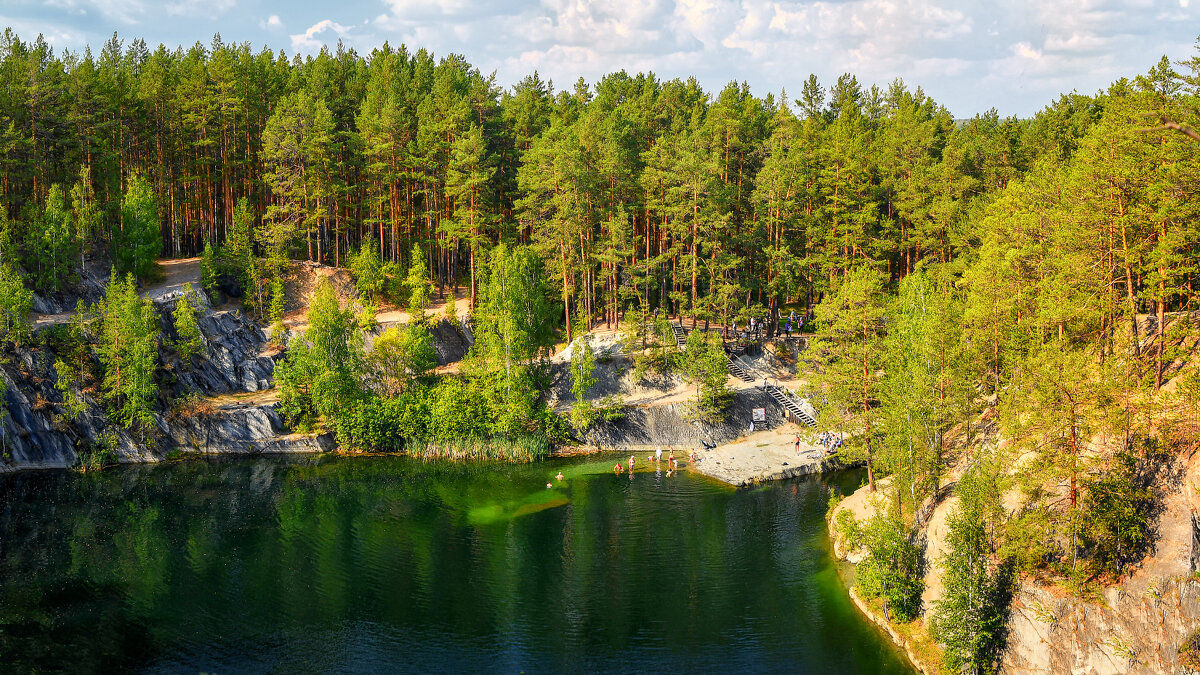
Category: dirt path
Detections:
[
  {"x1": 32, "y1": 258, "x2": 202, "y2": 328},
  {"x1": 281, "y1": 286, "x2": 471, "y2": 334},
  {"x1": 143, "y1": 257, "x2": 201, "y2": 302}
]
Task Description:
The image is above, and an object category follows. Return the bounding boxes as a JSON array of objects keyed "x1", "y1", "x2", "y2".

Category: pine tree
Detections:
[
  {"x1": 172, "y1": 283, "x2": 203, "y2": 364},
  {"x1": 98, "y1": 271, "x2": 160, "y2": 434},
  {"x1": 812, "y1": 266, "x2": 889, "y2": 491},
  {"x1": 117, "y1": 173, "x2": 160, "y2": 281}
]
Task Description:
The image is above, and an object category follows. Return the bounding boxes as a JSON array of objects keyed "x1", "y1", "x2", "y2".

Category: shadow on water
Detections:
[{"x1": 0, "y1": 455, "x2": 912, "y2": 673}]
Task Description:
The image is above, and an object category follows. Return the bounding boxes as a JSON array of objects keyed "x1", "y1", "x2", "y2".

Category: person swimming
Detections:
[
  {"x1": 614, "y1": 462, "x2": 623, "y2": 474},
  {"x1": 556, "y1": 471, "x2": 565, "y2": 482},
  {"x1": 546, "y1": 482, "x2": 553, "y2": 489}
]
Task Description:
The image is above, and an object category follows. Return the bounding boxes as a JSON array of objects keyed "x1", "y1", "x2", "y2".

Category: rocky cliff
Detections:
[
  {"x1": 829, "y1": 440, "x2": 1200, "y2": 675},
  {"x1": 0, "y1": 289, "x2": 329, "y2": 473},
  {"x1": 999, "y1": 453, "x2": 1200, "y2": 675}
]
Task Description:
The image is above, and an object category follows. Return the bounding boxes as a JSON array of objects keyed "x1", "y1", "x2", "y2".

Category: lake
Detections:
[{"x1": 0, "y1": 455, "x2": 912, "y2": 673}]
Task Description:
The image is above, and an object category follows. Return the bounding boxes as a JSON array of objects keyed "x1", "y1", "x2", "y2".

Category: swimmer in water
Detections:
[
  {"x1": 655, "y1": 445, "x2": 662, "y2": 463},
  {"x1": 614, "y1": 462, "x2": 623, "y2": 474},
  {"x1": 547, "y1": 482, "x2": 553, "y2": 489},
  {"x1": 629, "y1": 455, "x2": 635, "y2": 471},
  {"x1": 556, "y1": 471, "x2": 565, "y2": 482}
]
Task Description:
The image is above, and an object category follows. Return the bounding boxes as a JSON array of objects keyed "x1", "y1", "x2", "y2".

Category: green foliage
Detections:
[
  {"x1": 358, "y1": 300, "x2": 378, "y2": 331},
  {"x1": 1178, "y1": 628, "x2": 1200, "y2": 673},
  {"x1": 98, "y1": 272, "x2": 160, "y2": 434},
  {"x1": 1081, "y1": 447, "x2": 1155, "y2": 579},
  {"x1": 351, "y1": 237, "x2": 387, "y2": 303},
  {"x1": 680, "y1": 329, "x2": 732, "y2": 422},
  {"x1": 171, "y1": 284, "x2": 203, "y2": 364},
  {"x1": 365, "y1": 323, "x2": 436, "y2": 396},
  {"x1": 878, "y1": 265, "x2": 966, "y2": 517},
  {"x1": 834, "y1": 509, "x2": 862, "y2": 550},
  {"x1": 260, "y1": 90, "x2": 333, "y2": 262},
  {"x1": 116, "y1": 173, "x2": 161, "y2": 281},
  {"x1": 37, "y1": 184, "x2": 75, "y2": 293},
  {"x1": 811, "y1": 267, "x2": 889, "y2": 490},
  {"x1": 569, "y1": 334, "x2": 598, "y2": 431},
  {"x1": 275, "y1": 338, "x2": 320, "y2": 431},
  {"x1": 277, "y1": 277, "x2": 363, "y2": 430},
  {"x1": 855, "y1": 512, "x2": 924, "y2": 624},
  {"x1": 406, "y1": 244, "x2": 432, "y2": 316},
  {"x1": 54, "y1": 358, "x2": 88, "y2": 422},
  {"x1": 629, "y1": 316, "x2": 679, "y2": 381},
  {"x1": 931, "y1": 462, "x2": 1010, "y2": 675},
  {"x1": 226, "y1": 197, "x2": 257, "y2": 299},
  {"x1": 468, "y1": 243, "x2": 558, "y2": 434},
  {"x1": 0, "y1": 262, "x2": 33, "y2": 346},
  {"x1": 268, "y1": 277, "x2": 286, "y2": 344},
  {"x1": 200, "y1": 240, "x2": 219, "y2": 299}
]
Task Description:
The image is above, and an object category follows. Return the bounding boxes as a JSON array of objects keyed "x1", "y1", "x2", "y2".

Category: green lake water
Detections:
[{"x1": 0, "y1": 455, "x2": 913, "y2": 673}]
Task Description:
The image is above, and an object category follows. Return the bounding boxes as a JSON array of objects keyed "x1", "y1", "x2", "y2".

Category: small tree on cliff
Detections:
[
  {"x1": 98, "y1": 272, "x2": 160, "y2": 435},
  {"x1": 681, "y1": 329, "x2": 731, "y2": 422},
  {"x1": 172, "y1": 283, "x2": 203, "y2": 365}
]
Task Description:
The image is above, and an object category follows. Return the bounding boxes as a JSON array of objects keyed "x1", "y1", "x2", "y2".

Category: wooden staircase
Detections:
[
  {"x1": 726, "y1": 353, "x2": 754, "y2": 382},
  {"x1": 671, "y1": 323, "x2": 688, "y2": 349},
  {"x1": 765, "y1": 384, "x2": 817, "y2": 427}
]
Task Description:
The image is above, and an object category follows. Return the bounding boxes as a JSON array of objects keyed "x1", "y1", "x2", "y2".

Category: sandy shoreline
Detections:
[{"x1": 688, "y1": 425, "x2": 835, "y2": 486}]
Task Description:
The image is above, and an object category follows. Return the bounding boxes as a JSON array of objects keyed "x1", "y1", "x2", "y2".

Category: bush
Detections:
[
  {"x1": 1082, "y1": 447, "x2": 1155, "y2": 579},
  {"x1": 1178, "y1": 628, "x2": 1200, "y2": 672},
  {"x1": 856, "y1": 512, "x2": 924, "y2": 623}
]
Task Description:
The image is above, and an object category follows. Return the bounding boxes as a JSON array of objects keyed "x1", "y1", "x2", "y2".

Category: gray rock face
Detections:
[
  {"x1": 431, "y1": 319, "x2": 472, "y2": 365},
  {"x1": 168, "y1": 309, "x2": 276, "y2": 396},
  {"x1": 2, "y1": 294, "x2": 321, "y2": 473},
  {"x1": 165, "y1": 403, "x2": 334, "y2": 455},
  {"x1": 587, "y1": 387, "x2": 788, "y2": 448}
]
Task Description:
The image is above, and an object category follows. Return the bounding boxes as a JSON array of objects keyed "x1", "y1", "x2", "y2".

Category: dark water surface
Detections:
[{"x1": 0, "y1": 455, "x2": 912, "y2": 673}]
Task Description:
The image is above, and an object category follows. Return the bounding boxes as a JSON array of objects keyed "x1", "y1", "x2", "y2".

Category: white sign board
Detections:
[{"x1": 752, "y1": 408, "x2": 766, "y2": 422}]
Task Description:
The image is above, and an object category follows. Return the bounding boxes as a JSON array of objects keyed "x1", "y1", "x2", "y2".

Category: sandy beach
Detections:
[{"x1": 689, "y1": 425, "x2": 833, "y2": 487}]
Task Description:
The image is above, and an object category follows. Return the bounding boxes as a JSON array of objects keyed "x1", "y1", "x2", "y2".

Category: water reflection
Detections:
[{"x1": 0, "y1": 456, "x2": 911, "y2": 673}]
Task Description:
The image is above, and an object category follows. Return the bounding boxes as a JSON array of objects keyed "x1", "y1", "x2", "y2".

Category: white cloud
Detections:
[
  {"x1": 12, "y1": 0, "x2": 1200, "y2": 116},
  {"x1": 291, "y1": 19, "x2": 354, "y2": 52}
]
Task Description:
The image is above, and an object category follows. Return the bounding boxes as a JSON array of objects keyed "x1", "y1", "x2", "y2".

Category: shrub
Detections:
[{"x1": 856, "y1": 512, "x2": 924, "y2": 623}]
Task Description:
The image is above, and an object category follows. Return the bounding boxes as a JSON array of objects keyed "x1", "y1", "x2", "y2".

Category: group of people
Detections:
[
  {"x1": 614, "y1": 446, "x2": 680, "y2": 476},
  {"x1": 817, "y1": 431, "x2": 843, "y2": 455},
  {"x1": 784, "y1": 310, "x2": 807, "y2": 337}
]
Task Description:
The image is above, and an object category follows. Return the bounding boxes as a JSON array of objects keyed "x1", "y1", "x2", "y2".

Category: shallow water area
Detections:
[{"x1": 0, "y1": 455, "x2": 912, "y2": 673}]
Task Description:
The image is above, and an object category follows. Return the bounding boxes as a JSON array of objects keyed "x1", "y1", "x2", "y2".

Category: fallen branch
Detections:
[{"x1": 1141, "y1": 115, "x2": 1200, "y2": 142}]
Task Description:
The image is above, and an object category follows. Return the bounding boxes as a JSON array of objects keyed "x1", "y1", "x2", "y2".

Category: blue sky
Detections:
[{"x1": 4, "y1": 0, "x2": 1197, "y2": 117}]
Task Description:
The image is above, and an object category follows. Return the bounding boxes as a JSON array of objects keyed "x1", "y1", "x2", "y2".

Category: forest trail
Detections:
[
  {"x1": 32, "y1": 257, "x2": 202, "y2": 328},
  {"x1": 281, "y1": 285, "x2": 471, "y2": 334},
  {"x1": 143, "y1": 257, "x2": 201, "y2": 302}
]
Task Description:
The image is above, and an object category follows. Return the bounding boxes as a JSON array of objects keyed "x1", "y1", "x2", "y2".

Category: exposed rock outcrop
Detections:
[
  {"x1": 165, "y1": 402, "x2": 335, "y2": 455},
  {"x1": 1, "y1": 289, "x2": 325, "y2": 473},
  {"x1": 999, "y1": 453, "x2": 1200, "y2": 675}
]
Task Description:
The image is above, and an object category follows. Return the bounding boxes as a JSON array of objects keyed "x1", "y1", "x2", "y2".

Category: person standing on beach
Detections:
[{"x1": 794, "y1": 434, "x2": 800, "y2": 455}]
